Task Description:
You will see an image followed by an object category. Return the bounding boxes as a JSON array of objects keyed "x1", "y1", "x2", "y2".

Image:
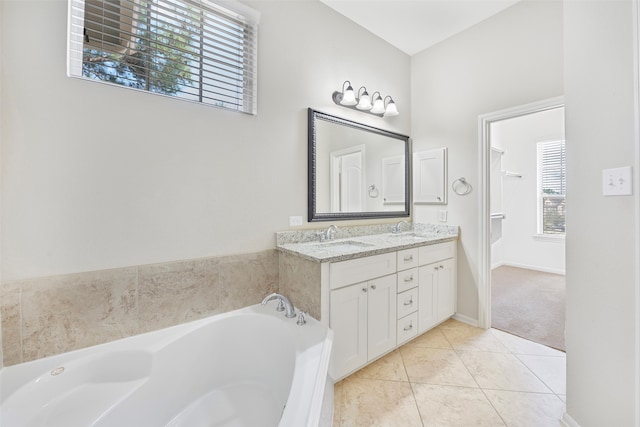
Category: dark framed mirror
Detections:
[{"x1": 308, "y1": 108, "x2": 411, "y2": 222}]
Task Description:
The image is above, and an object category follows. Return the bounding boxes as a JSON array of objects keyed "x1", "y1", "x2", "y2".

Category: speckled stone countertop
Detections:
[{"x1": 276, "y1": 223, "x2": 459, "y2": 263}]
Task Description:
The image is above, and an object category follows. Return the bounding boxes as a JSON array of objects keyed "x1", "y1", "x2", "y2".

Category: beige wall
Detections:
[
  {"x1": 564, "y1": 1, "x2": 639, "y2": 425},
  {"x1": 0, "y1": 0, "x2": 410, "y2": 283},
  {"x1": 0, "y1": 0, "x2": 410, "y2": 365},
  {"x1": 410, "y1": 0, "x2": 564, "y2": 320}
]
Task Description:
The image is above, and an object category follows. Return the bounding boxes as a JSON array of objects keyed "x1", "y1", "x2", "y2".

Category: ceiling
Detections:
[{"x1": 319, "y1": 0, "x2": 521, "y2": 56}]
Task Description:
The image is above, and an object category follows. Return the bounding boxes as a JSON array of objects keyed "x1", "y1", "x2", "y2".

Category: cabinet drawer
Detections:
[
  {"x1": 397, "y1": 268, "x2": 418, "y2": 293},
  {"x1": 397, "y1": 312, "x2": 418, "y2": 345},
  {"x1": 330, "y1": 252, "x2": 397, "y2": 290},
  {"x1": 397, "y1": 287, "x2": 418, "y2": 318},
  {"x1": 397, "y1": 248, "x2": 419, "y2": 271},
  {"x1": 419, "y1": 241, "x2": 456, "y2": 266}
]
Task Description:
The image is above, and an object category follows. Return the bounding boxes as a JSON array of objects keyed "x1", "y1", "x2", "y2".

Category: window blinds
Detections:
[
  {"x1": 539, "y1": 140, "x2": 566, "y2": 196},
  {"x1": 68, "y1": 0, "x2": 259, "y2": 114},
  {"x1": 538, "y1": 140, "x2": 566, "y2": 234}
]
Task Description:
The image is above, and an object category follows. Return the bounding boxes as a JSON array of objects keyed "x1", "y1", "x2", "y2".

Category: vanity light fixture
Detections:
[
  {"x1": 331, "y1": 80, "x2": 399, "y2": 117},
  {"x1": 384, "y1": 96, "x2": 399, "y2": 117},
  {"x1": 356, "y1": 87, "x2": 372, "y2": 110}
]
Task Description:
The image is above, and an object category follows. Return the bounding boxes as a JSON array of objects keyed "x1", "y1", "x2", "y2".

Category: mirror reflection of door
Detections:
[
  {"x1": 381, "y1": 155, "x2": 405, "y2": 205},
  {"x1": 330, "y1": 145, "x2": 365, "y2": 212}
]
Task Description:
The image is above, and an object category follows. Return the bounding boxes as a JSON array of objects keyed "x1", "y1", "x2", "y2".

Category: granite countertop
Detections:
[{"x1": 276, "y1": 223, "x2": 458, "y2": 263}]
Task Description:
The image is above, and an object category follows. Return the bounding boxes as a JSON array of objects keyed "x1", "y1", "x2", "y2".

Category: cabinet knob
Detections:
[
  {"x1": 440, "y1": 265, "x2": 444, "y2": 269},
  {"x1": 362, "y1": 287, "x2": 368, "y2": 293},
  {"x1": 370, "y1": 284, "x2": 377, "y2": 290},
  {"x1": 434, "y1": 266, "x2": 439, "y2": 271}
]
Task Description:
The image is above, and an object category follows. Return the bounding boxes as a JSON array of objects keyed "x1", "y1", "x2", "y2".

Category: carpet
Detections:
[{"x1": 491, "y1": 265, "x2": 565, "y2": 351}]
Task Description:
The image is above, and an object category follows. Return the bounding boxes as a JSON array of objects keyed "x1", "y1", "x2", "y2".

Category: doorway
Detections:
[
  {"x1": 478, "y1": 97, "x2": 565, "y2": 350},
  {"x1": 488, "y1": 107, "x2": 565, "y2": 350}
]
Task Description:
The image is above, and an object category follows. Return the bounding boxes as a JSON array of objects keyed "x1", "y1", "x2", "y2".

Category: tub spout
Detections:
[{"x1": 261, "y1": 293, "x2": 297, "y2": 318}]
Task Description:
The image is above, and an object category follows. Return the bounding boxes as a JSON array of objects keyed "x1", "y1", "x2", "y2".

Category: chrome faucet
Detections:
[
  {"x1": 326, "y1": 224, "x2": 338, "y2": 240},
  {"x1": 392, "y1": 220, "x2": 410, "y2": 234},
  {"x1": 261, "y1": 293, "x2": 296, "y2": 318},
  {"x1": 316, "y1": 224, "x2": 338, "y2": 242}
]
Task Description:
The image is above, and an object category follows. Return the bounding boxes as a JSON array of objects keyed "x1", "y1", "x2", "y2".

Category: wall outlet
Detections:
[
  {"x1": 289, "y1": 216, "x2": 303, "y2": 226},
  {"x1": 602, "y1": 166, "x2": 633, "y2": 196},
  {"x1": 438, "y1": 210, "x2": 448, "y2": 222}
]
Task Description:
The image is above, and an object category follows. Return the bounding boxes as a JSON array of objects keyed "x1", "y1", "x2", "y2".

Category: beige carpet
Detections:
[{"x1": 491, "y1": 265, "x2": 565, "y2": 351}]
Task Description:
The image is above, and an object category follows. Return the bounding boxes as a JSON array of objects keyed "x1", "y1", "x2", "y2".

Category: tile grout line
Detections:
[{"x1": 397, "y1": 344, "x2": 426, "y2": 427}]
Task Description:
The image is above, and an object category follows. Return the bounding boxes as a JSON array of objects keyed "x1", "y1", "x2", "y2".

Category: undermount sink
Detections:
[{"x1": 316, "y1": 240, "x2": 375, "y2": 252}]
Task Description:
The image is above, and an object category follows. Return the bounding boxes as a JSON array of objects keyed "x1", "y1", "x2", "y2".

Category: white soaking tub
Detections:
[{"x1": 0, "y1": 302, "x2": 334, "y2": 427}]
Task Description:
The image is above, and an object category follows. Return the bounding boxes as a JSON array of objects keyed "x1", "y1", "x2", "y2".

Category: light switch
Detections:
[
  {"x1": 602, "y1": 166, "x2": 633, "y2": 196},
  {"x1": 438, "y1": 210, "x2": 448, "y2": 222},
  {"x1": 289, "y1": 216, "x2": 303, "y2": 226}
]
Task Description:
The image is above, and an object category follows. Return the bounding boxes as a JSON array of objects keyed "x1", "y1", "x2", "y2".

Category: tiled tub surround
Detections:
[
  {"x1": 277, "y1": 223, "x2": 459, "y2": 322},
  {"x1": 0, "y1": 250, "x2": 278, "y2": 366}
]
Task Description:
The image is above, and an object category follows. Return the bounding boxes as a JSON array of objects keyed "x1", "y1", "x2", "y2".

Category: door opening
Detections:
[{"x1": 478, "y1": 97, "x2": 565, "y2": 334}]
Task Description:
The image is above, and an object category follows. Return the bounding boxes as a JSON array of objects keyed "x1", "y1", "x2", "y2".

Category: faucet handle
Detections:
[
  {"x1": 297, "y1": 311, "x2": 307, "y2": 326},
  {"x1": 276, "y1": 299, "x2": 286, "y2": 312}
]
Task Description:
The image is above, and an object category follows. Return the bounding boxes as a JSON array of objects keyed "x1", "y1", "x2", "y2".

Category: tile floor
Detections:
[{"x1": 333, "y1": 319, "x2": 566, "y2": 427}]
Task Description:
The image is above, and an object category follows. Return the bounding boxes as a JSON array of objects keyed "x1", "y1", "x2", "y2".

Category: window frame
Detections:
[
  {"x1": 536, "y1": 139, "x2": 566, "y2": 237},
  {"x1": 67, "y1": 0, "x2": 260, "y2": 115}
]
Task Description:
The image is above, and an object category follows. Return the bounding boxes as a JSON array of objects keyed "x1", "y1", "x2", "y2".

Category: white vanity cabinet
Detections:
[
  {"x1": 330, "y1": 253, "x2": 397, "y2": 379},
  {"x1": 418, "y1": 241, "x2": 457, "y2": 333},
  {"x1": 277, "y1": 230, "x2": 458, "y2": 381}
]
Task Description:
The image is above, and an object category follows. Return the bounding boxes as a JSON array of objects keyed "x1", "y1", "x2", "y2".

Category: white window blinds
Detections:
[
  {"x1": 537, "y1": 140, "x2": 566, "y2": 235},
  {"x1": 68, "y1": 0, "x2": 259, "y2": 114}
]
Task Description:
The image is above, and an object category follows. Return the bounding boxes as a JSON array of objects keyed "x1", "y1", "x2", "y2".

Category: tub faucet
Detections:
[
  {"x1": 261, "y1": 293, "x2": 296, "y2": 318},
  {"x1": 392, "y1": 220, "x2": 410, "y2": 234}
]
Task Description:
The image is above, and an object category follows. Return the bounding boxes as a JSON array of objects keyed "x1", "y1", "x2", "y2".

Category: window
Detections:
[
  {"x1": 68, "y1": 0, "x2": 259, "y2": 114},
  {"x1": 537, "y1": 140, "x2": 566, "y2": 235}
]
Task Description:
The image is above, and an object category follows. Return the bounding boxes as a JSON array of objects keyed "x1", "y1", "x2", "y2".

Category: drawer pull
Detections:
[
  {"x1": 403, "y1": 298, "x2": 413, "y2": 306},
  {"x1": 403, "y1": 255, "x2": 414, "y2": 262},
  {"x1": 404, "y1": 323, "x2": 413, "y2": 331},
  {"x1": 403, "y1": 276, "x2": 414, "y2": 283}
]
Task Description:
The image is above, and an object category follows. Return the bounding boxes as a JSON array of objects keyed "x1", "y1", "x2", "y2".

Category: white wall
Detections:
[
  {"x1": 411, "y1": 0, "x2": 564, "y2": 320},
  {"x1": 564, "y1": 1, "x2": 639, "y2": 425},
  {"x1": 491, "y1": 107, "x2": 566, "y2": 274},
  {"x1": 0, "y1": 0, "x2": 410, "y2": 283}
]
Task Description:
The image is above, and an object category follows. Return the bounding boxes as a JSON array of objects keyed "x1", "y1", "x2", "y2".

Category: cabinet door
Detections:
[
  {"x1": 367, "y1": 274, "x2": 397, "y2": 360},
  {"x1": 330, "y1": 283, "x2": 368, "y2": 379},
  {"x1": 418, "y1": 263, "x2": 438, "y2": 334},
  {"x1": 436, "y1": 258, "x2": 456, "y2": 323}
]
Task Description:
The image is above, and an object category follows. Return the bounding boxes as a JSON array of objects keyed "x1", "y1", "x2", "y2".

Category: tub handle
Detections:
[{"x1": 297, "y1": 311, "x2": 307, "y2": 326}]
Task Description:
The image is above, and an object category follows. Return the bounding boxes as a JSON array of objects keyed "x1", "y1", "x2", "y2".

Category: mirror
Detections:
[{"x1": 308, "y1": 108, "x2": 411, "y2": 222}]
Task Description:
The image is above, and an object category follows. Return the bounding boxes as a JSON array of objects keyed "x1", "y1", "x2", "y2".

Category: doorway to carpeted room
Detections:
[{"x1": 491, "y1": 265, "x2": 565, "y2": 351}]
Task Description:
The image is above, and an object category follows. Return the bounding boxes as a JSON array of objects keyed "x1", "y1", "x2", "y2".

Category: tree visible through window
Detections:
[
  {"x1": 537, "y1": 140, "x2": 566, "y2": 235},
  {"x1": 68, "y1": 0, "x2": 259, "y2": 114}
]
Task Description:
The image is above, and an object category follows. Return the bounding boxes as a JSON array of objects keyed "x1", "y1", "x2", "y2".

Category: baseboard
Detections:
[
  {"x1": 452, "y1": 313, "x2": 479, "y2": 327},
  {"x1": 561, "y1": 412, "x2": 581, "y2": 427},
  {"x1": 497, "y1": 261, "x2": 565, "y2": 276}
]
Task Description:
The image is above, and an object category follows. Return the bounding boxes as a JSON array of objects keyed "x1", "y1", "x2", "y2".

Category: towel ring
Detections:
[
  {"x1": 452, "y1": 177, "x2": 472, "y2": 195},
  {"x1": 368, "y1": 184, "x2": 379, "y2": 198}
]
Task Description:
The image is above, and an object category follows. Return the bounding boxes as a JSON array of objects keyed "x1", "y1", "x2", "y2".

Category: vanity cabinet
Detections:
[
  {"x1": 330, "y1": 254, "x2": 397, "y2": 379},
  {"x1": 277, "y1": 230, "x2": 458, "y2": 381},
  {"x1": 418, "y1": 241, "x2": 457, "y2": 333}
]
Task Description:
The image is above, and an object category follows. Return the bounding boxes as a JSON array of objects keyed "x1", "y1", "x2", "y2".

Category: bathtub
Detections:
[{"x1": 0, "y1": 302, "x2": 334, "y2": 427}]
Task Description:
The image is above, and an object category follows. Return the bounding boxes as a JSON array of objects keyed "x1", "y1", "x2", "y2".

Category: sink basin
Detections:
[{"x1": 316, "y1": 240, "x2": 374, "y2": 252}]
